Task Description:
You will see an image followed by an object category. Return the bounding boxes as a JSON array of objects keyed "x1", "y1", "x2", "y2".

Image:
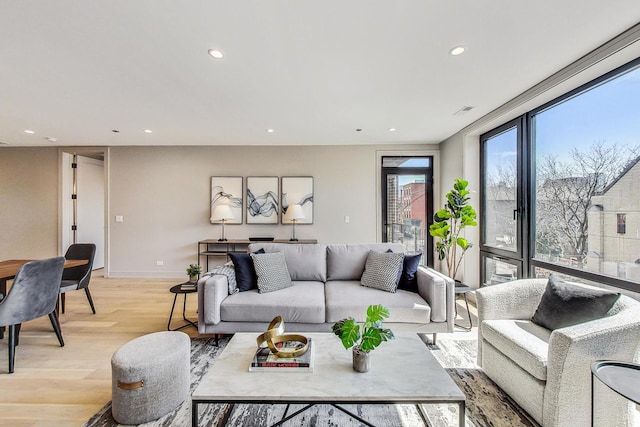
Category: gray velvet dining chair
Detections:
[
  {"x1": 0, "y1": 256, "x2": 66, "y2": 373},
  {"x1": 59, "y1": 243, "x2": 96, "y2": 314}
]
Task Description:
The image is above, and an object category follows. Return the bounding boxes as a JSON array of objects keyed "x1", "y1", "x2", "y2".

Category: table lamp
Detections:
[
  {"x1": 284, "y1": 204, "x2": 305, "y2": 241},
  {"x1": 211, "y1": 205, "x2": 234, "y2": 241}
]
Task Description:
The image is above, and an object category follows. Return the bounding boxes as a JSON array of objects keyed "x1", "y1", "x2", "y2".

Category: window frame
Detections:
[{"x1": 480, "y1": 56, "x2": 640, "y2": 293}]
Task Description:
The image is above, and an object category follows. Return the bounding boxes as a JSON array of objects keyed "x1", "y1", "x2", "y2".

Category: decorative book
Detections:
[
  {"x1": 180, "y1": 281, "x2": 197, "y2": 291},
  {"x1": 249, "y1": 338, "x2": 314, "y2": 372}
]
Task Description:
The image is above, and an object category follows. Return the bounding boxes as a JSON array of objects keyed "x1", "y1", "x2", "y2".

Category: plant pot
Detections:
[
  {"x1": 352, "y1": 346, "x2": 371, "y2": 373},
  {"x1": 189, "y1": 275, "x2": 197, "y2": 283}
]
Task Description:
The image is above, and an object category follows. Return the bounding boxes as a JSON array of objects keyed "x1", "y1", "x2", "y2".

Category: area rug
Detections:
[{"x1": 83, "y1": 334, "x2": 538, "y2": 427}]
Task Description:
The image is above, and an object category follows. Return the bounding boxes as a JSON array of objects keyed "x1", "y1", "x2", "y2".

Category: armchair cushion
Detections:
[
  {"x1": 482, "y1": 319, "x2": 551, "y2": 381},
  {"x1": 531, "y1": 274, "x2": 620, "y2": 330}
]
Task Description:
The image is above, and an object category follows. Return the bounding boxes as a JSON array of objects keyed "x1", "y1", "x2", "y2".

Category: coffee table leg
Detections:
[
  {"x1": 459, "y1": 401, "x2": 466, "y2": 426},
  {"x1": 191, "y1": 401, "x2": 198, "y2": 427}
]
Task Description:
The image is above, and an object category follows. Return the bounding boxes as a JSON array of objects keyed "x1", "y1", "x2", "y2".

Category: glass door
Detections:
[
  {"x1": 381, "y1": 156, "x2": 433, "y2": 266},
  {"x1": 480, "y1": 118, "x2": 526, "y2": 285}
]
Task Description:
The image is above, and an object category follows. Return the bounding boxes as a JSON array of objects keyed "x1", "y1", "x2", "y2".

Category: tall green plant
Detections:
[{"x1": 429, "y1": 178, "x2": 477, "y2": 280}]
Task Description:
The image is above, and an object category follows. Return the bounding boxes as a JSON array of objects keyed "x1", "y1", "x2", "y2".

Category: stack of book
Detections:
[
  {"x1": 249, "y1": 338, "x2": 314, "y2": 372},
  {"x1": 180, "y1": 281, "x2": 197, "y2": 291}
]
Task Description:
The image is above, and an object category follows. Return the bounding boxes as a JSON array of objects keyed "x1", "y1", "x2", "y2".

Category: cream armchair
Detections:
[{"x1": 476, "y1": 279, "x2": 640, "y2": 427}]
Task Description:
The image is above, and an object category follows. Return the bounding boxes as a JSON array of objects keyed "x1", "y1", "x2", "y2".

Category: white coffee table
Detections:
[{"x1": 191, "y1": 333, "x2": 465, "y2": 427}]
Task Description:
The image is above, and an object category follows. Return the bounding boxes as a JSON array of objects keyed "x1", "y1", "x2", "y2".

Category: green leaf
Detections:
[
  {"x1": 366, "y1": 304, "x2": 390, "y2": 323},
  {"x1": 457, "y1": 237, "x2": 469, "y2": 250},
  {"x1": 360, "y1": 328, "x2": 382, "y2": 351},
  {"x1": 332, "y1": 318, "x2": 360, "y2": 349},
  {"x1": 433, "y1": 209, "x2": 451, "y2": 222}
]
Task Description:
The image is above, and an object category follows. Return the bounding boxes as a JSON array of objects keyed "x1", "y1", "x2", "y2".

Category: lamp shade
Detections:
[
  {"x1": 211, "y1": 205, "x2": 234, "y2": 222},
  {"x1": 284, "y1": 204, "x2": 305, "y2": 222}
]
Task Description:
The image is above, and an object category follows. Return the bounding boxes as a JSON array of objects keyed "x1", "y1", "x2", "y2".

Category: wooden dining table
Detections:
[{"x1": 0, "y1": 259, "x2": 89, "y2": 296}]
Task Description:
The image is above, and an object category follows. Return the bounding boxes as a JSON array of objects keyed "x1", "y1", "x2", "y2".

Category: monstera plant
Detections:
[
  {"x1": 429, "y1": 178, "x2": 477, "y2": 281},
  {"x1": 332, "y1": 304, "x2": 395, "y2": 372}
]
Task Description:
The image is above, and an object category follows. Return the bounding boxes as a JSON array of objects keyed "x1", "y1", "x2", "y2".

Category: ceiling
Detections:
[{"x1": 1, "y1": 2, "x2": 640, "y2": 148}]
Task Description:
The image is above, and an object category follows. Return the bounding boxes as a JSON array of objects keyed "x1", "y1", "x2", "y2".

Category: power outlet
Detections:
[{"x1": 156, "y1": 260, "x2": 164, "y2": 266}]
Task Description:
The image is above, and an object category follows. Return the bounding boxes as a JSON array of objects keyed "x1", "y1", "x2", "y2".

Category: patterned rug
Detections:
[{"x1": 83, "y1": 333, "x2": 538, "y2": 427}]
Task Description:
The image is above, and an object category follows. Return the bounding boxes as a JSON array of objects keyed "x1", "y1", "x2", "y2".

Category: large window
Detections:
[{"x1": 481, "y1": 57, "x2": 640, "y2": 292}]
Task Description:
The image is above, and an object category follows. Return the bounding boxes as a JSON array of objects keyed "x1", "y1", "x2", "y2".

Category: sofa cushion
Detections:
[
  {"x1": 251, "y1": 252, "x2": 293, "y2": 293},
  {"x1": 360, "y1": 250, "x2": 404, "y2": 293},
  {"x1": 248, "y1": 243, "x2": 327, "y2": 281},
  {"x1": 326, "y1": 243, "x2": 404, "y2": 281},
  {"x1": 482, "y1": 319, "x2": 551, "y2": 381},
  {"x1": 220, "y1": 281, "x2": 325, "y2": 323},
  {"x1": 325, "y1": 280, "x2": 431, "y2": 323},
  {"x1": 531, "y1": 274, "x2": 620, "y2": 330},
  {"x1": 229, "y1": 249, "x2": 265, "y2": 292}
]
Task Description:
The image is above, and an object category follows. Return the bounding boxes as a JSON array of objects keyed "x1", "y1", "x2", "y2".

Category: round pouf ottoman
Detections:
[{"x1": 111, "y1": 331, "x2": 190, "y2": 425}]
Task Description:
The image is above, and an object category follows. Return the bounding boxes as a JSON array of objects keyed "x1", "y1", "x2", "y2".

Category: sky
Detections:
[{"x1": 486, "y1": 63, "x2": 640, "y2": 174}]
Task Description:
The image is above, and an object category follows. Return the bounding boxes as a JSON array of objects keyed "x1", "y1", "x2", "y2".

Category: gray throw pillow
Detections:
[
  {"x1": 531, "y1": 274, "x2": 620, "y2": 330},
  {"x1": 251, "y1": 252, "x2": 293, "y2": 294},
  {"x1": 360, "y1": 250, "x2": 404, "y2": 293}
]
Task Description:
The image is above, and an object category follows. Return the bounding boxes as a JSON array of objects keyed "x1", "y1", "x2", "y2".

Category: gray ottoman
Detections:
[{"x1": 111, "y1": 331, "x2": 190, "y2": 425}]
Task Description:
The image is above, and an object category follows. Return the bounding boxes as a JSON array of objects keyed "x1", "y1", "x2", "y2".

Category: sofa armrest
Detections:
[
  {"x1": 544, "y1": 299, "x2": 640, "y2": 426},
  {"x1": 416, "y1": 266, "x2": 454, "y2": 329},
  {"x1": 197, "y1": 274, "x2": 229, "y2": 332}
]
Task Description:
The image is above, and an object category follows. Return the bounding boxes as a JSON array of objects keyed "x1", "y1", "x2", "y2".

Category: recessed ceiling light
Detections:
[
  {"x1": 449, "y1": 46, "x2": 465, "y2": 56},
  {"x1": 144, "y1": 129, "x2": 152, "y2": 133},
  {"x1": 355, "y1": 128, "x2": 362, "y2": 132},
  {"x1": 266, "y1": 129, "x2": 274, "y2": 133},
  {"x1": 208, "y1": 49, "x2": 224, "y2": 59},
  {"x1": 112, "y1": 129, "x2": 120, "y2": 133},
  {"x1": 388, "y1": 128, "x2": 396, "y2": 132},
  {"x1": 24, "y1": 129, "x2": 35, "y2": 134},
  {"x1": 45, "y1": 137, "x2": 57, "y2": 142}
]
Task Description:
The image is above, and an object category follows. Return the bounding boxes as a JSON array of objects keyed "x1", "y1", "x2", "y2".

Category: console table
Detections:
[{"x1": 198, "y1": 239, "x2": 318, "y2": 271}]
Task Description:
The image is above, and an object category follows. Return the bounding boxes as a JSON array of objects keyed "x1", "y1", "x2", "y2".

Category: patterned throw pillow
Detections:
[
  {"x1": 250, "y1": 252, "x2": 293, "y2": 293},
  {"x1": 360, "y1": 250, "x2": 404, "y2": 293}
]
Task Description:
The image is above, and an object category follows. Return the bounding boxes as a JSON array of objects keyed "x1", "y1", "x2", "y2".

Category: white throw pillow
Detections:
[
  {"x1": 360, "y1": 250, "x2": 404, "y2": 293},
  {"x1": 251, "y1": 252, "x2": 293, "y2": 293}
]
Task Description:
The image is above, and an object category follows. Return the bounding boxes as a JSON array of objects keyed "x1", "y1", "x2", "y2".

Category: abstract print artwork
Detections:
[
  {"x1": 211, "y1": 177, "x2": 243, "y2": 224},
  {"x1": 281, "y1": 176, "x2": 313, "y2": 224},
  {"x1": 246, "y1": 176, "x2": 279, "y2": 224}
]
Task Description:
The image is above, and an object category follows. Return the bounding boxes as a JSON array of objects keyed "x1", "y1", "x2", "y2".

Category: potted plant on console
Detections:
[
  {"x1": 429, "y1": 178, "x2": 477, "y2": 281},
  {"x1": 331, "y1": 304, "x2": 395, "y2": 373}
]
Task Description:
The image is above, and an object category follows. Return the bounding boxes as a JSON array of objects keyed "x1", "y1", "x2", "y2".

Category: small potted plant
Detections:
[
  {"x1": 186, "y1": 264, "x2": 202, "y2": 282},
  {"x1": 331, "y1": 304, "x2": 395, "y2": 373}
]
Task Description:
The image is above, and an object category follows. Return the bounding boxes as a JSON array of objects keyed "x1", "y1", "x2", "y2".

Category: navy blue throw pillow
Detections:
[
  {"x1": 398, "y1": 253, "x2": 422, "y2": 293},
  {"x1": 386, "y1": 250, "x2": 422, "y2": 293},
  {"x1": 229, "y1": 249, "x2": 265, "y2": 292}
]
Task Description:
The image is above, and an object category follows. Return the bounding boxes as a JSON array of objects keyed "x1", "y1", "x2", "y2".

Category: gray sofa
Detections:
[{"x1": 197, "y1": 243, "x2": 455, "y2": 340}]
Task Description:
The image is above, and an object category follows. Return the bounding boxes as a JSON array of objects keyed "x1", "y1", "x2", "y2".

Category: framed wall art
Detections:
[
  {"x1": 210, "y1": 176, "x2": 243, "y2": 224},
  {"x1": 246, "y1": 176, "x2": 279, "y2": 224},
  {"x1": 281, "y1": 176, "x2": 313, "y2": 224}
]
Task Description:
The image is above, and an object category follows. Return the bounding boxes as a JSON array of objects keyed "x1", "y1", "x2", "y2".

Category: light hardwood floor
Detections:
[{"x1": 0, "y1": 273, "x2": 202, "y2": 427}]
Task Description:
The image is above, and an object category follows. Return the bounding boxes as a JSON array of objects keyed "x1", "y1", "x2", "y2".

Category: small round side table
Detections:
[
  {"x1": 167, "y1": 283, "x2": 198, "y2": 331},
  {"x1": 454, "y1": 282, "x2": 473, "y2": 331},
  {"x1": 591, "y1": 360, "x2": 640, "y2": 427}
]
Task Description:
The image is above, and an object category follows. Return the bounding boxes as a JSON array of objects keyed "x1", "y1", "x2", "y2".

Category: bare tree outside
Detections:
[{"x1": 535, "y1": 141, "x2": 640, "y2": 266}]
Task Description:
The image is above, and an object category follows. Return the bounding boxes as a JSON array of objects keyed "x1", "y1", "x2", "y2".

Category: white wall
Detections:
[{"x1": 2, "y1": 143, "x2": 438, "y2": 277}]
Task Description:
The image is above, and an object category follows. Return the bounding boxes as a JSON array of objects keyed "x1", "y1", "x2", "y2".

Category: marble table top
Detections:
[{"x1": 192, "y1": 333, "x2": 465, "y2": 404}]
